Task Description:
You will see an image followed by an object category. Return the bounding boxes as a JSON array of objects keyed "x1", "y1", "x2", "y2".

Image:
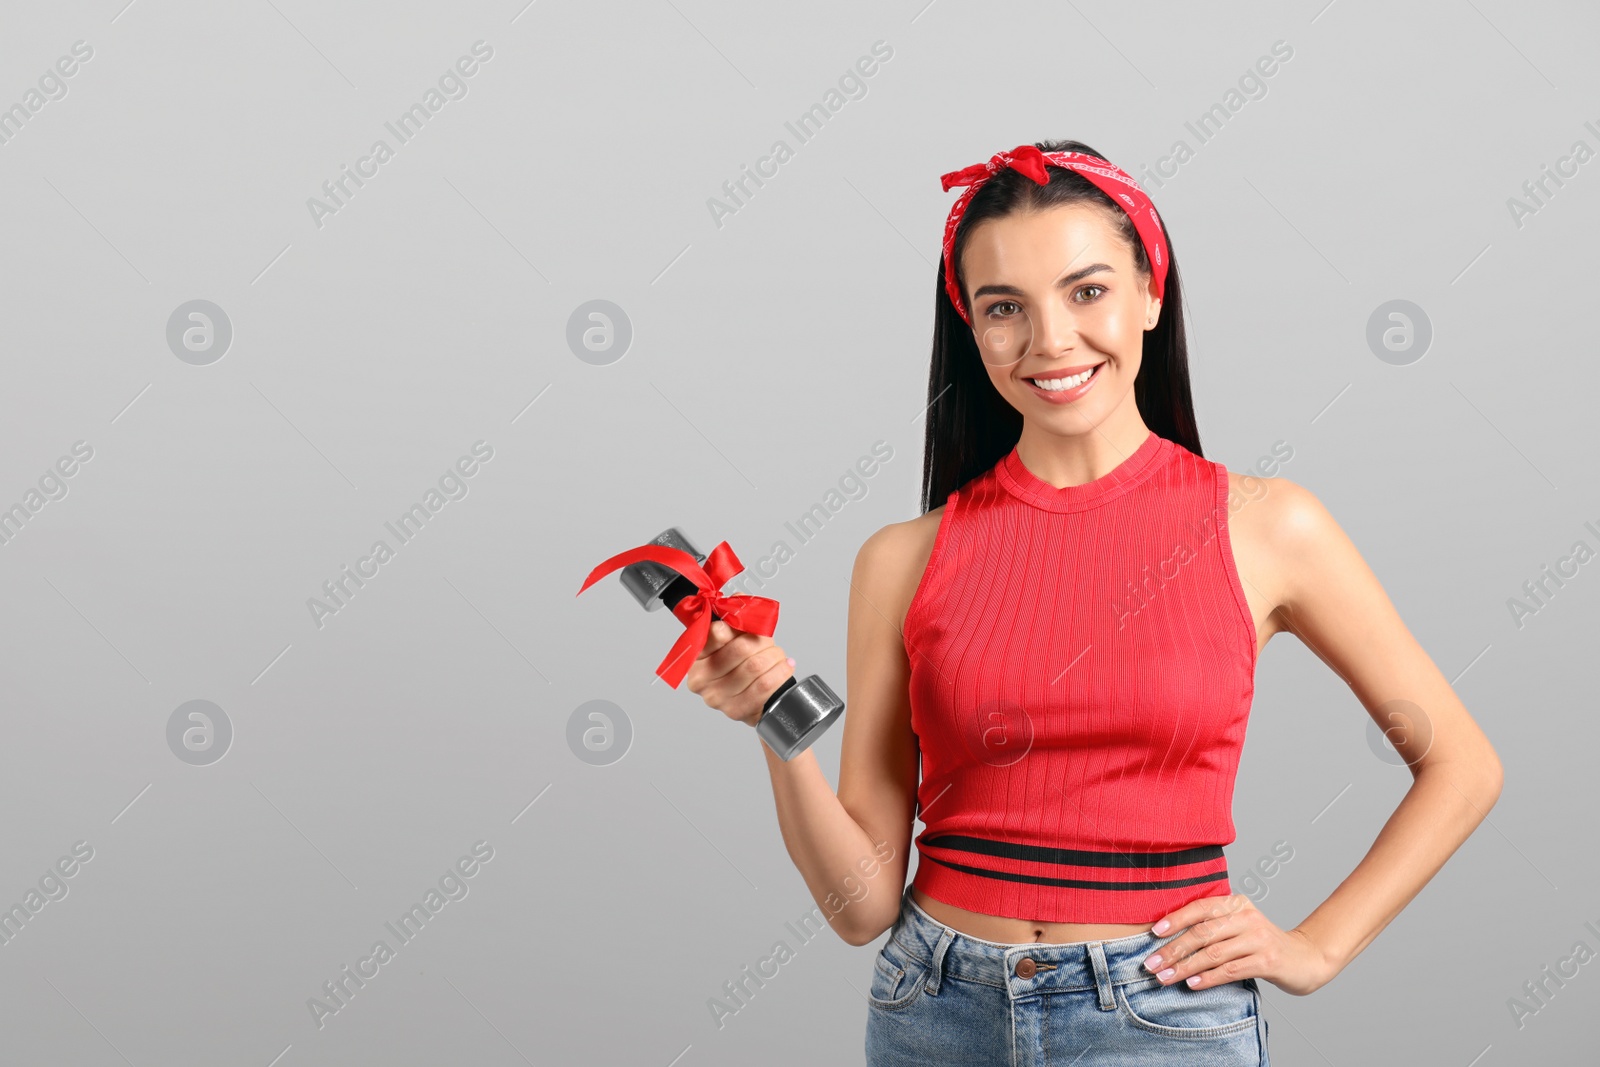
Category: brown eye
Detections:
[
  {"x1": 987, "y1": 300, "x2": 1022, "y2": 317},
  {"x1": 1074, "y1": 285, "x2": 1106, "y2": 302}
]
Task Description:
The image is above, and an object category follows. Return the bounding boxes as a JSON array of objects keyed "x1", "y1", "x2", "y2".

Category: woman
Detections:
[{"x1": 684, "y1": 139, "x2": 1503, "y2": 1065}]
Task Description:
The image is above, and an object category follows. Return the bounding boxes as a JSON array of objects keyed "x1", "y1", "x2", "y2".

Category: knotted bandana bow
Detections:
[
  {"x1": 940, "y1": 144, "x2": 1054, "y2": 192},
  {"x1": 938, "y1": 144, "x2": 1169, "y2": 324},
  {"x1": 577, "y1": 540, "x2": 779, "y2": 688}
]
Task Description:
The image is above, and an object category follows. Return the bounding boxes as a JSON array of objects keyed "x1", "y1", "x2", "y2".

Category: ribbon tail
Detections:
[
  {"x1": 940, "y1": 163, "x2": 991, "y2": 192},
  {"x1": 577, "y1": 543, "x2": 713, "y2": 596},
  {"x1": 656, "y1": 607, "x2": 711, "y2": 688}
]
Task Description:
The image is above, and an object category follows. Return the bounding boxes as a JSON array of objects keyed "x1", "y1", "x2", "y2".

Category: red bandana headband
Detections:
[{"x1": 939, "y1": 144, "x2": 1169, "y2": 325}]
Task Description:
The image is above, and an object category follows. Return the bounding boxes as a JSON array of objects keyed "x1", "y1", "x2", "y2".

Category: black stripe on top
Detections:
[
  {"x1": 924, "y1": 853, "x2": 1231, "y2": 892},
  {"x1": 921, "y1": 834, "x2": 1224, "y2": 870}
]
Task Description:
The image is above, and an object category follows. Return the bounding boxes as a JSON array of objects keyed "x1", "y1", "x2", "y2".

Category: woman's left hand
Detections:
[{"x1": 1141, "y1": 894, "x2": 1335, "y2": 997}]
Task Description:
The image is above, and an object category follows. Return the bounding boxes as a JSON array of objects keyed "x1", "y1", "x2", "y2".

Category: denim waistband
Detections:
[{"x1": 889, "y1": 885, "x2": 1187, "y2": 993}]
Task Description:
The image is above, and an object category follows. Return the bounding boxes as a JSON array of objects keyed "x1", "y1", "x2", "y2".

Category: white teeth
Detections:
[{"x1": 1029, "y1": 366, "x2": 1097, "y2": 391}]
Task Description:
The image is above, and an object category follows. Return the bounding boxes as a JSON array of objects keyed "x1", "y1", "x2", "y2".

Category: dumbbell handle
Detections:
[{"x1": 656, "y1": 571, "x2": 798, "y2": 716}]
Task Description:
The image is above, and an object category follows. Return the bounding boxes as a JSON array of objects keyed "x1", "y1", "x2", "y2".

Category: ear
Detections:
[{"x1": 1144, "y1": 283, "x2": 1162, "y2": 331}]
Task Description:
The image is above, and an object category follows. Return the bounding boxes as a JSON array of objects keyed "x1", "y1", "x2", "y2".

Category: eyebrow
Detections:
[{"x1": 971, "y1": 263, "x2": 1116, "y2": 300}]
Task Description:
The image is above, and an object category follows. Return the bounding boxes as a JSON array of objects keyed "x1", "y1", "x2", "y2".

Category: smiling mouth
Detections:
[{"x1": 1025, "y1": 363, "x2": 1103, "y2": 392}]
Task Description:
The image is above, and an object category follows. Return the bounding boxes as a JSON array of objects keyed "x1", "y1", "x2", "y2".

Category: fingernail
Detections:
[
  {"x1": 1157, "y1": 968, "x2": 1175, "y2": 981},
  {"x1": 1152, "y1": 920, "x2": 1170, "y2": 935},
  {"x1": 1144, "y1": 954, "x2": 1162, "y2": 971},
  {"x1": 786, "y1": 657, "x2": 795, "y2": 667},
  {"x1": 1186, "y1": 975, "x2": 1201, "y2": 988}
]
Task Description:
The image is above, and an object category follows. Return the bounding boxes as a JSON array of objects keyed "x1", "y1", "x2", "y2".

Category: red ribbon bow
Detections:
[
  {"x1": 576, "y1": 540, "x2": 780, "y2": 689},
  {"x1": 940, "y1": 144, "x2": 1052, "y2": 193}
]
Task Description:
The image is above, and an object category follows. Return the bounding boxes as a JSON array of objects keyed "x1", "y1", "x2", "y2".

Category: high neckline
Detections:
[{"x1": 995, "y1": 430, "x2": 1172, "y2": 513}]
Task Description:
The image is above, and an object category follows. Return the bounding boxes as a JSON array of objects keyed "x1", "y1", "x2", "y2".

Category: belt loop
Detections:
[
  {"x1": 1087, "y1": 941, "x2": 1116, "y2": 1011},
  {"x1": 923, "y1": 926, "x2": 955, "y2": 996}
]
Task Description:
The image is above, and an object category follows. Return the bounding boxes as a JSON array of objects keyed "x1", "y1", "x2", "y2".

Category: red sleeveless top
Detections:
[{"x1": 904, "y1": 430, "x2": 1258, "y2": 923}]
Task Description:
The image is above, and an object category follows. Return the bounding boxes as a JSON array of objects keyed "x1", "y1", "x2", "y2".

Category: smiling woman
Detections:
[{"x1": 679, "y1": 138, "x2": 1504, "y2": 1067}]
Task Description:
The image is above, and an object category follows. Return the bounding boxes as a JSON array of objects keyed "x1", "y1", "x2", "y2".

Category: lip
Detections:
[{"x1": 1021, "y1": 362, "x2": 1105, "y2": 404}]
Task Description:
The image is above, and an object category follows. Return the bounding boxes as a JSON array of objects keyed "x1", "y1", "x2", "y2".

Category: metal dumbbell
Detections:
[{"x1": 617, "y1": 527, "x2": 845, "y2": 761}]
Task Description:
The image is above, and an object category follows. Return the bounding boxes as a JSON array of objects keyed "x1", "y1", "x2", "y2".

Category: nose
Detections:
[{"x1": 1029, "y1": 301, "x2": 1077, "y2": 361}]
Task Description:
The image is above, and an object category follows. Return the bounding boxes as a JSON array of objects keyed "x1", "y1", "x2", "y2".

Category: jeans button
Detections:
[{"x1": 1014, "y1": 957, "x2": 1037, "y2": 979}]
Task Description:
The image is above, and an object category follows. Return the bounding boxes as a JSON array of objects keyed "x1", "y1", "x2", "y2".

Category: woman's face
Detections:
[{"x1": 958, "y1": 203, "x2": 1160, "y2": 433}]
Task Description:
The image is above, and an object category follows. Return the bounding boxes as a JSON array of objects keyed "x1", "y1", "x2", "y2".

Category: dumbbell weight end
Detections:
[{"x1": 756, "y1": 673, "x2": 845, "y2": 761}]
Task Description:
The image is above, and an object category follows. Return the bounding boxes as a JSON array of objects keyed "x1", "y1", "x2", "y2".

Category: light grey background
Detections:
[{"x1": 1, "y1": 0, "x2": 1595, "y2": 1063}]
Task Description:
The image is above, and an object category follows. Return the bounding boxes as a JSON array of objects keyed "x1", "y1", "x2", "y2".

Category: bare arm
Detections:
[
  {"x1": 1265, "y1": 478, "x2": 1504, "y2": 975},
  {"x1": 685, "y1": 516, "x2": 934, "y2": 947},
  {"x1": 1147, "y1": 475, "x2": 1505, "y2": 995}
]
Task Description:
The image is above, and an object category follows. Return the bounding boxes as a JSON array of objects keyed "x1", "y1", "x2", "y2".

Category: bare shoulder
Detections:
[
  {"x1": 1222, "y1": 469, "x2": 1343, "y2": 645},
  {"x1": 852, "y1": 506, "x2": 947, "y2": 631},
  {"x1": 1225, "y1": 471, "x2": 1342, "y2": 555},
  {"x1": 1220, "y1": 469, "x2": 1498, "y2": 787}
]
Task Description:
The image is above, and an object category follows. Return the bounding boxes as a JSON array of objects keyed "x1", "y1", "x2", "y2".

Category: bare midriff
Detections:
[{"x1": 912, "y1": 887, "x2": 1154, "y2": 945}]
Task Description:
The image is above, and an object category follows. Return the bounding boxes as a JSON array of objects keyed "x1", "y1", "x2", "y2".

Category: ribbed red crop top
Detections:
[{"x1": 903, "y1": 429, "x2": 1258, "y2": 923}]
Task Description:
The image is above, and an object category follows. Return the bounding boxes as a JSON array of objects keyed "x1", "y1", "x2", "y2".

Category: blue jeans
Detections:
[{"x1": 866, "y1": 886, "x2": 1270, "y2": 1066}]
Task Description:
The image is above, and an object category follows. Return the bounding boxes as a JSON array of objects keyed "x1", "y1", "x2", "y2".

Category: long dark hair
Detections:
[{"x1": 918, "y1": 138, "x2": 1202, "y2": 514}]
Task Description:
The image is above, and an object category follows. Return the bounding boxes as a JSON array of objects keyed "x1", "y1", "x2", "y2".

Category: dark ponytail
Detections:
[{"x1": 918, "y1": 139, "x2": 1202, "y2": 513}]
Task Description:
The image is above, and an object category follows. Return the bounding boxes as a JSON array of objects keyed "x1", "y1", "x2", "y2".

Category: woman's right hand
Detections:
[{"x1": 683, "y1": 619, "x2": 794, "y2": 728}]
